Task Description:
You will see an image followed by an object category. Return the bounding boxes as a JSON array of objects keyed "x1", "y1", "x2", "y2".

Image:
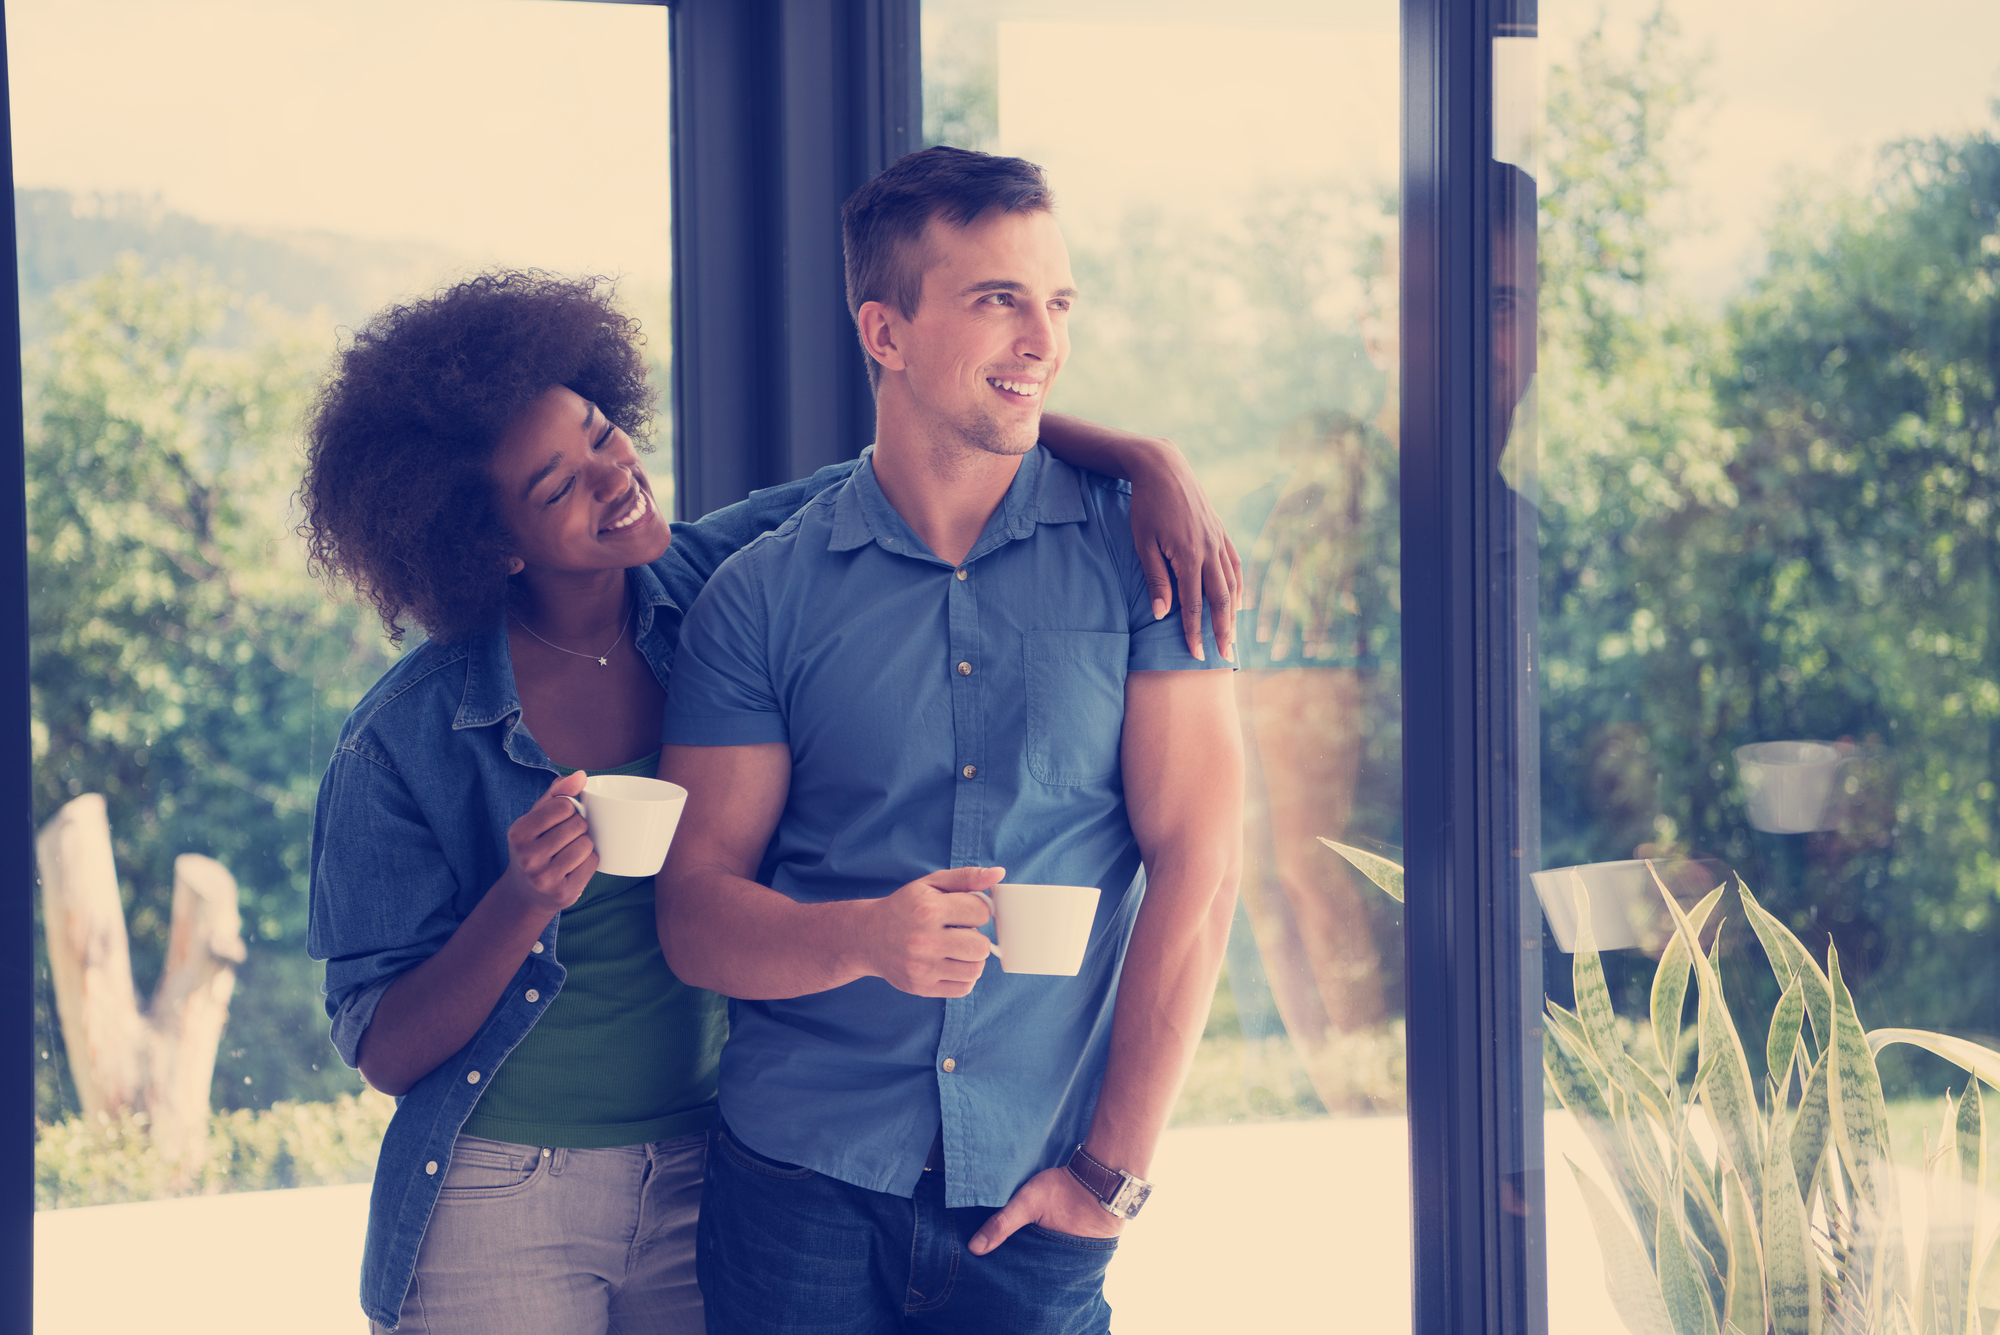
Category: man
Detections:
[{"x1": 656, "y1": 145, "x2": 1242, "y2": 1333}]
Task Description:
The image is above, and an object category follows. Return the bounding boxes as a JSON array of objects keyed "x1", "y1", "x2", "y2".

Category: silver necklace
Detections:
[{"x1": 512, "y1": 604, "x2": 629, "y2": 668}]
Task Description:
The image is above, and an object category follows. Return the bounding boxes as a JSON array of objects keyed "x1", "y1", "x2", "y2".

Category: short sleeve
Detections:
[
  {"x1": 307, "y1": 747, "x2": 473, "y2": 1068},
  {"x1": 661, "y1": 551, "x2": 791, "y2": 746},
  {"x1": 1088, "y1": 477, "x2": 1231, "y2": 673}
]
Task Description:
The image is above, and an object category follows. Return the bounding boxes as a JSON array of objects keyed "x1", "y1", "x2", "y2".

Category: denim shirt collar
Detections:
[
  {"x1": 452, "y1": 561, "x2": 685, "y2": 765},
  {"x1": 827, "y1": 443, "x2": 1088, "y2": 564}
]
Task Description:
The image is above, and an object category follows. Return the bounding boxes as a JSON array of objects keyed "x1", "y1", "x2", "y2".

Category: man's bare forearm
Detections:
[
  {"x1": 1079, "y1": 845, "x2": 1239, "y2": 1177},
  {"x1": 660, "y1": 862, "x2": 876, "y2": 999}
]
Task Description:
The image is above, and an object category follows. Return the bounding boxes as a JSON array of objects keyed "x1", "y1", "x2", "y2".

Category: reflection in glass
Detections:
[{"x1": 1523, "y1": 4, "x2": 2000, "y2": 1329}]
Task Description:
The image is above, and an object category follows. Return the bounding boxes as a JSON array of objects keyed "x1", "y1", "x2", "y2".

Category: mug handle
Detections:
[
  {"x1": 970, "y1": 890, "x2": 1001, "y2": 958},
  {"x1": 562, "y1": 795, "x2": 587, "y2": 821}
]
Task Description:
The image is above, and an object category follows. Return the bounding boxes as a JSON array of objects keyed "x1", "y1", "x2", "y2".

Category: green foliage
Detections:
[
  {"x1": 27, "y1": 256, "x2": 396, "y2": 1120},
  {"x1": 1534, "y1": 11, "x2": 2000, "y2": 1067},
  {"x1": 35, "y1": 1091, "x2": 394, "y2": 1210}
]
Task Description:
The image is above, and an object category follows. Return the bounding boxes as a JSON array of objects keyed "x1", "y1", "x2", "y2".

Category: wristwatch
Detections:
[{"x1": 1065, "y1": 1144, "x2": 1155, "y2": 1220}]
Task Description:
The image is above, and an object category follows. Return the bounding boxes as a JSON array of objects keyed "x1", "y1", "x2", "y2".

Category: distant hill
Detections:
[{"x1": 14, "y1": 188, "x2": 472, "y2": 344}]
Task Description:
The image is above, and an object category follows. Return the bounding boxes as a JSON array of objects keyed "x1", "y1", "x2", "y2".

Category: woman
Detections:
[{"x1": 299, "y1": 270, "x2": 1237, "y2": 1334}]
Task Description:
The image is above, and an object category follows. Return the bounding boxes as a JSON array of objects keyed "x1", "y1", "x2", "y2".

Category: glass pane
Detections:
[
  {"x1": 925, "y1": 2, "x2": 1406, "y2": 1326},
  {"x1": 17, "y1": 1, "x2": 669, "y2": 1327},
  {"x1": 1519, "y1": 4, "x2": 2000, "y2": 1330}
]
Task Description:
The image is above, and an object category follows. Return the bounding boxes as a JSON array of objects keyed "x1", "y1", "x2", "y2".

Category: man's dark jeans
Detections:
[{"x1": 699, "y1": 1121, "x2": 1116, "y2": 1335}]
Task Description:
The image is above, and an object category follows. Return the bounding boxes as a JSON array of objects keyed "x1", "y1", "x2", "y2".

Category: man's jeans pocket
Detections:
[
  {"x1": 1022, "y1": 1221, "x2": 1120, "y2": 1252},
  {"x1": 716, "y1": 1122, "x2": 817, "y2": 1180}
]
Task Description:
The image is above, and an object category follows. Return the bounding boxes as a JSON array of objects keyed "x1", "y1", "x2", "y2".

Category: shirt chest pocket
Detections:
[{"x1": 1023, "y1": 630, "x2": 1129, "y2": 787}]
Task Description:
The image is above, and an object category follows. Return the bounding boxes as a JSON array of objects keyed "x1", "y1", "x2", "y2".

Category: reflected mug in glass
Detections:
[
  {"x1": 561, "y1": 775, "x2": 688, "y2": 877},
  {"x1": 972, "y1": 883, "x2": 1101, "y2": 975}
]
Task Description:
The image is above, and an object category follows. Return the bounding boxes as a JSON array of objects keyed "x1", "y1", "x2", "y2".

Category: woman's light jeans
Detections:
[{"x1": 372, "y1": 1131, "x2": 705, "y2": 1334}]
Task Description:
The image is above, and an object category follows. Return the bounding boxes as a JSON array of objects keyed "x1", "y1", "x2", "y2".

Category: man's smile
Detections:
[{"x1": 987, "y1": 377, "x2": 1043, "y2": 398}]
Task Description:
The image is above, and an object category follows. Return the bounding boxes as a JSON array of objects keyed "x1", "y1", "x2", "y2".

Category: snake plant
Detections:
[{"x1": 1321, "y1": 840, "x2": 2000, "y2": 1334}]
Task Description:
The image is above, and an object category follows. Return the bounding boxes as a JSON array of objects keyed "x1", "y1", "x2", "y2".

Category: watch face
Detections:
[{"x1": 1109, "y1": 1178, "x2": 1152, "y2": 1219}]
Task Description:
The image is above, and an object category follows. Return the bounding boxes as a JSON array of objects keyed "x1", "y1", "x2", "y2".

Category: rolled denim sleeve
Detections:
[{"x1": 307, "y1": 742, "x2": 475, "y2": 1070}]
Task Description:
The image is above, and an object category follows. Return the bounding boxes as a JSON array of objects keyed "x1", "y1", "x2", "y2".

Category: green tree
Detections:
[
  {"x1": 28, "y1": 256, "x2": 395, "y2": 1121},
  {"x1": 1534, "y1": 7, "x2": 2000, "y2": 1080}
]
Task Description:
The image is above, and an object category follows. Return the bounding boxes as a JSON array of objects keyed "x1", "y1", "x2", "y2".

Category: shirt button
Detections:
[
  {"x1": 531, "y1": 941, "x2": 544, "y2": 954},
  {"x1": 467, "y1": 1071, "x2": 481, "y2": 1084},
  {"x1": 962, "y1": 765, "x2": 977, "y2": 779},
  {"x1": 941, "y1": 1058, "x2": 957, "y2": 1073},
  {"x1": 425, "y1": 1161, "x2": 438, "y2": 1175},
  {"x1": 955, "y1": 568, "x2": 968, "y2": 581},
  {"x1": 957, "y1": 662, "x2": 973, "y2": 676},
  {"x1": 524, "y1": 989, "x2": 540, "y2": 1003}
]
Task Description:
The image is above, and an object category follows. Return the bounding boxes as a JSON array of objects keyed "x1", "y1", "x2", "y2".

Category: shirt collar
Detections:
[
  {"x1": 454, "y1": 562, "x2": 680, "y2": 730},
  {"x1": 827, "y1": 443, "x2": 1089, "y2": 562}
]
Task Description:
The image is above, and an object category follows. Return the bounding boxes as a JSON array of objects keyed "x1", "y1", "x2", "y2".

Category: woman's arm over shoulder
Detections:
[
  {"x1": 663, "y1": 458, "x2": 862, "y2": 587},
  {"x1": 1039, "y1": 413, "x2": 1241, "y2": 662}
]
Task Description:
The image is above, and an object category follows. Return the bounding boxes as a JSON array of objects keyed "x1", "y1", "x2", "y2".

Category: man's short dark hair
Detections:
[{"x1": 841, "y1": 145, "x2": 1054, "y2": 387}]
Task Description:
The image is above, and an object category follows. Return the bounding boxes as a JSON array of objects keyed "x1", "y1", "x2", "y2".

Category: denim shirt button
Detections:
[
  {"x1": 531, "y1": 941, "x2": 544, "y2": 954},
  {"x1": 425, "y1": 1161, "x2": 438, "y2": 1175},
  {"x1": 524, "y1": 989, "x2": 540, "y2": 1003},
  {"x1": 467, "y1": 1071, "x2": 481, "y2": 1084}
]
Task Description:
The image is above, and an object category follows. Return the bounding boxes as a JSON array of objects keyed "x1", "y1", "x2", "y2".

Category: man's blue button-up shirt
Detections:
[{"x1": 662, "y1": 446, "x2": 1227, "y2": 1208}]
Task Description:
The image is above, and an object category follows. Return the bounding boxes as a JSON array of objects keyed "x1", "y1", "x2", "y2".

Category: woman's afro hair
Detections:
[{"x1": 299, "y1": 270, "x2": 657, "y2": 645}]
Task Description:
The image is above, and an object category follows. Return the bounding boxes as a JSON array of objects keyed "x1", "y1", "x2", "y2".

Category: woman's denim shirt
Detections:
[{"x1": 306, "y1": 463, "x2": 854, "y2": 1330}]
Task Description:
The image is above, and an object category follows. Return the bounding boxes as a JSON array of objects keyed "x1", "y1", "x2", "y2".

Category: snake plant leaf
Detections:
[
  {"x1": 1764, "y1": 1097, "x2": 1821, "y2": 1335},
  {"x1": 1829, "y1": 946, "x2": 1910, "y2": 1321},
  {"x1": 1548, "y1": 1001, "x2": 1614, "y2": 1099},
  {"x1": 1867, "y1": 1032, "x2": 2000, "y2": 1092},
  {"x1": 1654, "y1": 866, "x2": 1766, "y2": 1221},
  {"x1": 1660, "y1": 1147, "x2": 1725, "y2": 1335},
  {"x1": 1681, "y1": 1144, "x2": 1734, "y2": 1319},
  {"x1": 1572, "y1": 875, "x2": 1625, "y2": 1078},
  {"x1": 1550, "y1": 1019, "x2": 1660, "y2": 1252},
  {"x1": 1572, "y1": 1157, "x2": 1677, "y2": 1335},
  {"x1": 1791, "y1": 1046, "x2": 1834, "y2": 1203},
  {"x1": 1956, "y1": 1079, "x2": 1983, "y2": 1196},
  {"x1": 1768, "y1": 975, "x2": 1806, "y2": 1100},
  {"x1": 1974, "y1": 1229, "x2": 2000, "y2": 1328},
  {"x1": 1723, "y1": 1165, "x2": 1768, "y2": 1335},
  {"x1": 1918, "y1": 1091, "x2": 1976, "y2": 1335},
  {"x1": 1317, "y1": 838, "x2": 1402, "y2": 902},
  {"x1": 1622, "y1": 1049, "x2": 1677, "y2": 1125},
  {"x1": 1654, "y1": 885, "x2": 1728, "y2": 1088},
  {"x1": 1738, "y1": 878, "x2": 1833, "y2": 1058}
]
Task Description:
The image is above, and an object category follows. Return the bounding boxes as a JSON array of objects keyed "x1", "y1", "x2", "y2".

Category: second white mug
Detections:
[{"x1": 974, "y1": 883, "x2": 1102, "y2": 976}]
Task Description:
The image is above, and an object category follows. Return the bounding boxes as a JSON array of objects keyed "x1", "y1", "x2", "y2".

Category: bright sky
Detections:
[
  {"x1": 990, "y1": 2, "x2": 2000, "y2": 305},
  {"x1": 5, "y1": 0, "x2": 672, "y2": 286},
  {"x1": 1550, "y1": 0, "x2": 2000, "y2": 302},
  {"x1": 997, "y1": 21, "x2": 1399, "y2": 252},
  {"x1": 9, "y1": 0, "x2": 1998, "y2": 310}
]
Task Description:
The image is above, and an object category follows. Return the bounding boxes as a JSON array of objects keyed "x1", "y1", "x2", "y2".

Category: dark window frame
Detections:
[{"x1": 1, "y1": 1, "x2": 1539, "y2": 1329}]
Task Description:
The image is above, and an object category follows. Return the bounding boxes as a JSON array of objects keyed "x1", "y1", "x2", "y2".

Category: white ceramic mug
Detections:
[
  {"x1": 972, "y1": 883, "x2": 1101, "y2": 976},
  {"x1": 561, "y1": 775, "x2": 689, "y2": 878}
]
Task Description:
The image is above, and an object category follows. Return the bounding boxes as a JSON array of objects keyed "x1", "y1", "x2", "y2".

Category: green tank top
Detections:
[{"x1": 461, "y1": 750, "x2": 725, "y2": 1148}]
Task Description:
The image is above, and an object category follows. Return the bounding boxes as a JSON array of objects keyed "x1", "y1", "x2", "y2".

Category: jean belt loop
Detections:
[{"x1": 547, "y1": 1145, "x2": 566, "y2": 1177}]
